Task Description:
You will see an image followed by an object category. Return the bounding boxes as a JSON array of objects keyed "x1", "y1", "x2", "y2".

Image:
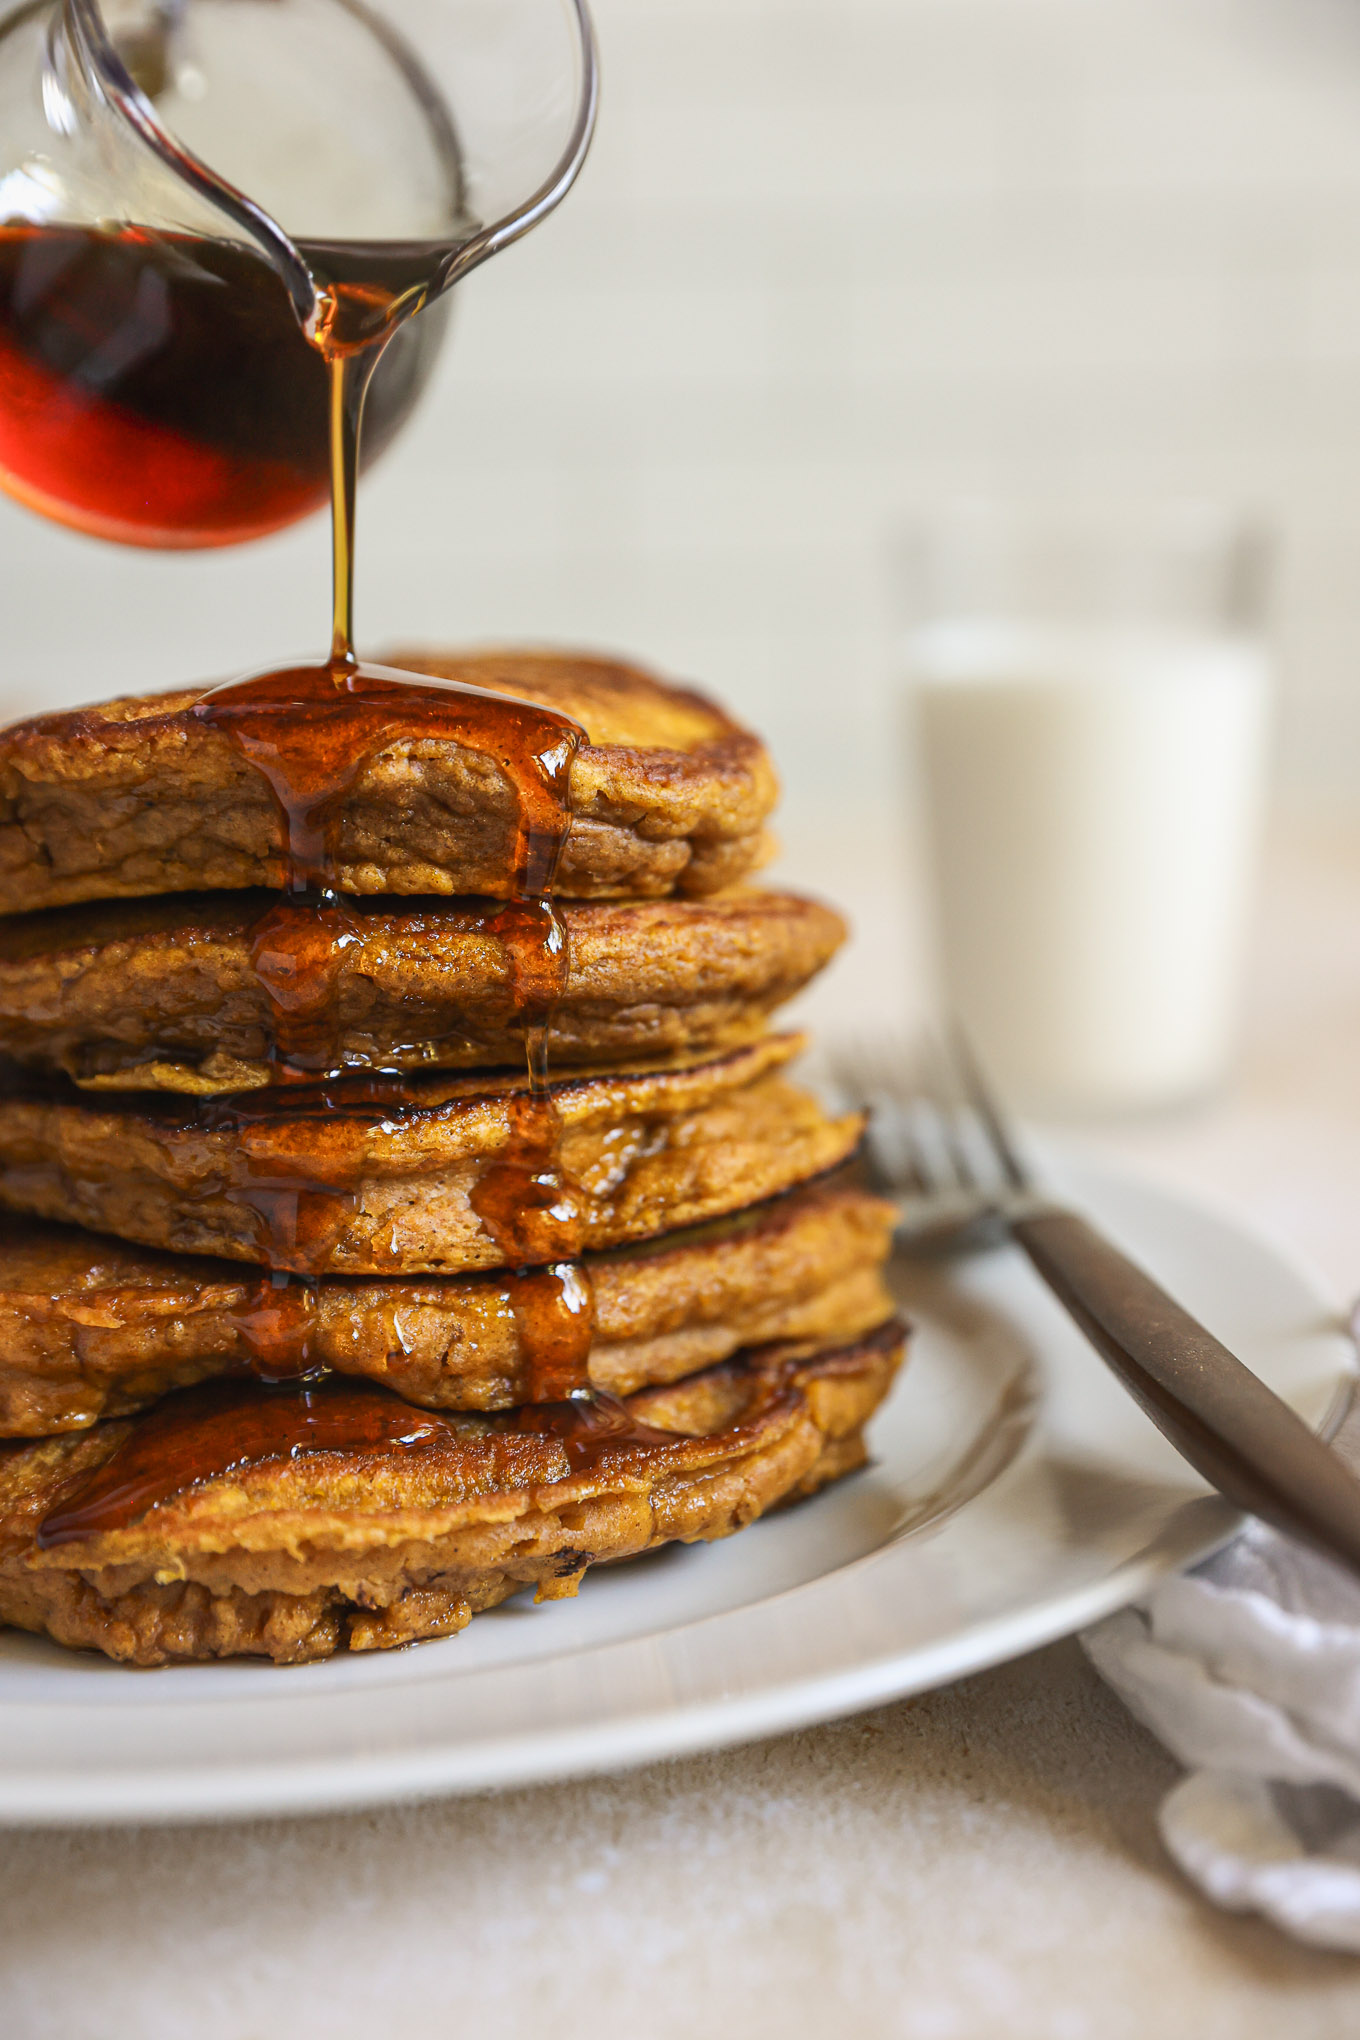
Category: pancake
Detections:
[
  {"x1": 0, "y1": 888, "x2": 842, "y2": 1094},
  {"x1": 0, "y1": 1035, "x2": 861, "y2": 1275},
  {"x1": 0, "y1": 649, "x2": 777, "y2": 915},
  {"x1": 0, "y1": 1323, "x2": 904, "y2": 1665},
  {"x1": 0, "y1": 1182, "x2": 897, "y2": 1435}
]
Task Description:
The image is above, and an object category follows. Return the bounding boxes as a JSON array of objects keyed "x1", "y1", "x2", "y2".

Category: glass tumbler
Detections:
[{"x1": 894, "y1": 503, "x2": 1274, "y2": 1116}]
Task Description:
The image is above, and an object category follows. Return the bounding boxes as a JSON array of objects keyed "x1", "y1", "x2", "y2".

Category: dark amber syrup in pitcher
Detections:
[{"x1": 0, "y1": 225, "x2": 447, "y2": 548}]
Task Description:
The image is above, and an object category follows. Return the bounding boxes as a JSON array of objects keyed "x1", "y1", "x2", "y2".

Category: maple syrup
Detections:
[
  {"x1": 221, "y1": 1260, "x2": 592, "y2": 1398},
  {"x1": 0, "y1": 225, "x2": 449, "y2": 548},
  {"x1": 192, "y1": 660, "x2": 592, "y2": 1390},
  {"x1": 493, "y1": 1258, "x2": 596, "y2": 1404},
  {"x1": 246, "y1": 892, "x2": 367, "y2": 1078},
  {"x1": 200, "y1": 662, "x2": 583, "y2": 1085},
  {"x1": 226, "y1": 1270, "x2": 326, "y2": 1382},
  {"x1": 511, "y1": 1388, "x2": 684, "y2": 1469},
  {"x1": 1, "y1": 1063, "x2": 588, "y2": 1293},
  {"x1": 193, "y1": 661, "x2": 581, "y2": 902},
  {"x1": 35, "y1": 1371, "x2": 688, "y2": 1547},
  {"x1": 35, "y1": 1376, "x2": 460, "y2": 1548},
  {"x1": 29, "y1": 197, "x2": 647, "y2": 1537}
]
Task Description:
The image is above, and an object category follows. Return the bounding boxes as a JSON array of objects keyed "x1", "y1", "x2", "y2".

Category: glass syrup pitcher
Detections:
[{"x1": 0, "y1": 0, "x2": 597, "y2": 550}]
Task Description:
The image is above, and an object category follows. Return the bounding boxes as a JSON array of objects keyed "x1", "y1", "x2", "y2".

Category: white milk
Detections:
[{"x1": 907, "y1": 621, "x2": 1272, "y2": 1114}]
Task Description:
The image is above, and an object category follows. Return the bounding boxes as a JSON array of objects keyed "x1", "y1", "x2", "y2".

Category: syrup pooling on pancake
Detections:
[
  {"x1": 193, "y1": 659, "x2": 584, "y2": 1080},
  {"x1": 193, "y1": 661, "x2": 582, "y2": 903},
  {"x1": 34, "y1": 1366, "x2": 697, "y2": 1548},
  {"x1": 35, "y1": 1376, "x2": 457, "y2": 1549},
  {"x1": 510, "y1": 1383, "x2": 686, "y2": 1462}
]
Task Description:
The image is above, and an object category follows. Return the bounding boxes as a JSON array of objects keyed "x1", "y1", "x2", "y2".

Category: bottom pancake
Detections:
[{"x1": 0, "y1": 1321, "x2": 905, "y2": 1666}]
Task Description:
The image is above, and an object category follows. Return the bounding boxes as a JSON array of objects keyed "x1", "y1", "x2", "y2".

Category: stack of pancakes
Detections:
[{"x1": 0, "y1": 650, "x2": 904, "y2": 1665}]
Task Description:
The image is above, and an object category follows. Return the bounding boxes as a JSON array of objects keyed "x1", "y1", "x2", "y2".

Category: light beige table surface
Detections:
[{"x1": 4, "y1": 829, "x2": 1360, "y2": 2040}]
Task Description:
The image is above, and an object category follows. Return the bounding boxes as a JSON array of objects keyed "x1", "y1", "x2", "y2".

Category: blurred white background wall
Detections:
[{"x1": 4, "y1": 0, "x2": 1360, "y2": 871}]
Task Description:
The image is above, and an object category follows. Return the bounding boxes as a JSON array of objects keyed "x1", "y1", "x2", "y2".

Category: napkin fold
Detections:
[{"x1": 1083, "y1": 1518, "x2": 1360, "y2": 1951}]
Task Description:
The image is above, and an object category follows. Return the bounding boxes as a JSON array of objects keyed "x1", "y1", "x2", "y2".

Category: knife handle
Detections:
[{"x1": 1012, "y1": 1206, "x2": 1360, "y2": 1573}]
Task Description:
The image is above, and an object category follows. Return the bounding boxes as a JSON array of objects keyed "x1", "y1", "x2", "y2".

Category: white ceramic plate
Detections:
[{"x1": 0, "y1": 1153, "x2": 1351, "y2": 1826}]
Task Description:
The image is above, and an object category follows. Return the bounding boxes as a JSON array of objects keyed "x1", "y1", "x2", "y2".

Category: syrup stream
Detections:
[{"x1": 35, "y1": 251, "x2": 652, "y2": 1538}]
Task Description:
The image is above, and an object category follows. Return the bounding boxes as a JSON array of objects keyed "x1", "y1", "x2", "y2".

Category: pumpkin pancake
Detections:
[
  {"x1": 0, "y1": 887, "x2": 842, "y2": 1094},
  {"x1": 0, "y1": 1182, "x2": 896, "y2": 1435},
  {"x1": 0, "y1": 1035, "x2": 861, "y2": 1276},
  {"x1": 0, "y1": 1322, "x2": 905, "y2": 1666},
  {"x1": 0, "y1": 649, "x2": 776, "y2": 915}
]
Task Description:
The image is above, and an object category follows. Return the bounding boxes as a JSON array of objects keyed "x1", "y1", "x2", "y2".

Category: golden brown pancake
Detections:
[
  {"x1": 0, "y1": 1035, "x2": 860, "y2": 1275},
  {"x1": 0, "y1": 649, "x2": 777, "y2": 915},
  {"x1": 0, "y1": 888, "x2": 842, "y2": 1094},
  {"x1": 0, "y1": 1324, "x2": 905, "y2": 1666},
  {"x1": 0, "y1": 1182, "x2": 896, "y2": 1435}
]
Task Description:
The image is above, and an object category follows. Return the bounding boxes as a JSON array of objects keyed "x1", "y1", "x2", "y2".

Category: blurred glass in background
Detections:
[{"x1": 895, "y1": 505, "x2": 1273, "y2": 1115}]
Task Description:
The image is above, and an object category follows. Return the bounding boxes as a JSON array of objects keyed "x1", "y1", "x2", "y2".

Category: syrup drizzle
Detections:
[
  {"x1": 219, "y1": 1259, "x2": 594, "y2": 1399},
  {"x1": 189, "y1": 661, "x2": 594, "y2": 1395},
  {"x1": 226, "y1": 1270, "x2": 325, "y2": 1382},
  {"x1": 511, "y1": 1389, "x2": 682, "y2": 1464},
  {"x1": 36, "y1": 1373, "x2": 687, "y2": 1548},
  {"x1": 194, "y1": 1074, "x2": 378, "y2": 1278},
  {"x1": 190, "y1": 252, "x2": 596, "y2": 1408},
  {"x1": 194, "y1": 658, "x2": 581, "y2": 902},
  {"x1": 246, "y1": 892, "x2": 366, "y2": 1078},
  {"x1": 38, "y1": 239, "x2": 630, "y2": 1537},
  {"x1": 496, "y1": 1259, "x2": 596, "y2": 1404}
]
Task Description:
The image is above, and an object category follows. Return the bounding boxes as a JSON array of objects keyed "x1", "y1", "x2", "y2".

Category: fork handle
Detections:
[{"x1": 1012, "y1": 1206, "x2": 1360, "y2": 1573}]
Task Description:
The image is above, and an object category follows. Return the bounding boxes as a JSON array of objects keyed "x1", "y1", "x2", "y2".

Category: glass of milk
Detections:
[{"x1": 897, "y1": 505, "x2": 1273, "y2": 1116}]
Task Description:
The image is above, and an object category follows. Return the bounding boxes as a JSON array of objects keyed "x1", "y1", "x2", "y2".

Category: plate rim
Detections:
[{"x1": 0, "y1": 1504, "x2": 1246, "y2": 1827}]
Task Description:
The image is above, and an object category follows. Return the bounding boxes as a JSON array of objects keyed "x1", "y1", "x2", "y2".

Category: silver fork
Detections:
[{"x1": 827, "y1": 1034, "x2": 1360, "y2": 1578}]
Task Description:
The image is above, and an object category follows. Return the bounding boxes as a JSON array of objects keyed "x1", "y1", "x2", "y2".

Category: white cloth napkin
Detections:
[{"x1": 1083, "y1": 1516, "x2": 1360, "y2": 1950}]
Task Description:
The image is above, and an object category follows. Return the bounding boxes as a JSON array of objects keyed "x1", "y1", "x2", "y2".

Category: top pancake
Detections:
[{"x1": 0, "y1": 648, "x2": 778, "y2": 915}]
